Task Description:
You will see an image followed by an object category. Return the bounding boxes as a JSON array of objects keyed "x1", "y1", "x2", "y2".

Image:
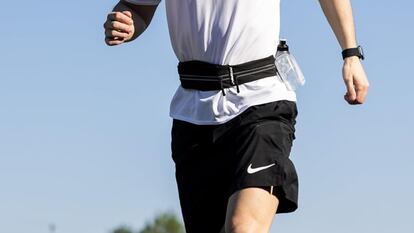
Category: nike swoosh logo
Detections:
[{"x1": 247, "y1": 163, "x2": 276, "y2": 174}]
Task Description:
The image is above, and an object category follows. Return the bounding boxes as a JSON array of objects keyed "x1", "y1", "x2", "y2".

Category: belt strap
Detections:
[{"x1": 178, "y1": 55, "x2": 277, "y2": 96}]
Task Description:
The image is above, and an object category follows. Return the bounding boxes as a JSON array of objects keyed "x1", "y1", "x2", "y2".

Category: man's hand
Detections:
[
  {"x1": 104, "y1": 11, "x2": 135, "y2": 46},
  {"x1": 342, "y1": 56, "x2": 369, "y2": 105}
]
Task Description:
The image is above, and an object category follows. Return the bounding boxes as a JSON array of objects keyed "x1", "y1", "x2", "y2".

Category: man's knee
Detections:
[{"x1": 225, "y1": 214, "x2": 266, "y2": 233}]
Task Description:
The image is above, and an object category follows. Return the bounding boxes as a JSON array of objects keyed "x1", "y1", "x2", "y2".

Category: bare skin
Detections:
[
  {"x1": 104, "y1": 0, "x2": 370, "y2": 232},
  {"x1": 224, "y1": 188, "x2": 279, "y2": 233},
  {"x1": 104, "y1": 10, "x2": 134, "y2": 46}
]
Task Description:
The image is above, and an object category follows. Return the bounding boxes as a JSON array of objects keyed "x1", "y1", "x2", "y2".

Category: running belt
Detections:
[{"x1": 178, "y1": 55, "x2": 277, "y2": 96}]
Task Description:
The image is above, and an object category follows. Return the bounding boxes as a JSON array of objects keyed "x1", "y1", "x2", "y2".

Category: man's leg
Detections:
[
  {"x1": 224, "y1": 187, "x2": 279, "y2": 233},
  {"x1": 216, "y1": 100, "x2": 299, "y2": 233}
]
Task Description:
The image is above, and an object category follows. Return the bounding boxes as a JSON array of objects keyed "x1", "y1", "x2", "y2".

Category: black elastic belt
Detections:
[{"x1": 177, "y1": 55, "x2": 277, "y2": 96}]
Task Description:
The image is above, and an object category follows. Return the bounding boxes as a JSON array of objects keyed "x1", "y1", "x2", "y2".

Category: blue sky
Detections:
[{"x1": 1, "y1": 0, "x2": 413, "y2": 233}]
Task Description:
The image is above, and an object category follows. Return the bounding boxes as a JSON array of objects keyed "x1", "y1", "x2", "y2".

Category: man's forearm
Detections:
[
  {"x1": 112, "y1": 1, "x2": 157, "y2": 42},
  {"x1": 319, "y1": 0, "x2": 358, "y2": 50}
]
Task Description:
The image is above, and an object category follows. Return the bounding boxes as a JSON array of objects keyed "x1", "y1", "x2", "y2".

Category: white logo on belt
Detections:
[{"x1": 247, "y1": 163, "x2": 276, "y2": 174}]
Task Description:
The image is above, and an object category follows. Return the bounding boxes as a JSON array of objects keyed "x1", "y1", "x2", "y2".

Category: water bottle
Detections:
[{"x1": 275, "y1": 39, "x2": 305, "y2": 91}]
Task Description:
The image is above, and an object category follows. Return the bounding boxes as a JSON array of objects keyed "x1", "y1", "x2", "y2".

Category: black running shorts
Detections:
[{"x1": 170, "y1": 100, "x2": 299, "y2": 233}]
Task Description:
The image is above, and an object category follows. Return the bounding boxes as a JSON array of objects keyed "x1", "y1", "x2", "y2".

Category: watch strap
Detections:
[{"x1": 342, "y1": 46, "x2": 365, "y2": 60}]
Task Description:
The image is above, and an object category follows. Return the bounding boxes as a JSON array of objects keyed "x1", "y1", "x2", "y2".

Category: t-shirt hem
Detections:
[{"x1": 169, "y1": 96, "x2": 297, "y2": 125}]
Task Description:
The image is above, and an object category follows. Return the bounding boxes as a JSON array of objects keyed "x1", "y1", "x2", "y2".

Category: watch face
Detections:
[{"x1": 358, "y1": 46, "x2": 365, "y2": 60}]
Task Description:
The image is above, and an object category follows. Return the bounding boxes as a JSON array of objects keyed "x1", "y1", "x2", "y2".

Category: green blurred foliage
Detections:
[
  {"x1": 112, "y1": 225, "x2": 134, "y2": 233},
  {"x1": 111, "y1": 212, "x2": 185, "y2": 233},
  {"x1": 139, "y1": 212, "x2": 185, "y2": 233}
]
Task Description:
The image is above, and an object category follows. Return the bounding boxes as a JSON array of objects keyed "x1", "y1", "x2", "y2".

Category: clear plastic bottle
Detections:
[{"x1": 275, "y1": 39, "x2": 305, "y2": 91}]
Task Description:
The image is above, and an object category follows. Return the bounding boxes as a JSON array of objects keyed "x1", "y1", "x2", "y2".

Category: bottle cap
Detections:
[{"x1": 278, "y1": 39, "x2": 289, "y2": 52}]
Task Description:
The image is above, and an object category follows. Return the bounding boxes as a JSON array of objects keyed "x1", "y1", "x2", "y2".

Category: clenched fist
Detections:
[
  {"x1": 104, "y1": 11, "x2": 135, "y2": 46},
  {"x1": 342, "y1": 56, "x2": 369, "y2": 105}
]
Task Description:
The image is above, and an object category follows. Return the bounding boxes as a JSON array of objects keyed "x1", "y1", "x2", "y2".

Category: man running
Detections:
[{"x1": 103, "y1": 1, "x2": 369, "y2": 233}]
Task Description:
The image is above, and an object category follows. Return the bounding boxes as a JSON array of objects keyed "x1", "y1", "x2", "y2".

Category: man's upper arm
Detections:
[{"x1": 121, "y1": 0, "x2": 160, "y2": 25}]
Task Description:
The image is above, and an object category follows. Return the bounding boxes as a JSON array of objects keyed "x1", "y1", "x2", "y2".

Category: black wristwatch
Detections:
[{"x1": 342, "y1": 46, "x2": 365, "y2": 60}]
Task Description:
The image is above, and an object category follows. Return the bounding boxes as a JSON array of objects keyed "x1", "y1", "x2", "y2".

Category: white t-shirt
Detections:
[{"x1": 126, "y1": 0, "x2": 296, "y2": 125}]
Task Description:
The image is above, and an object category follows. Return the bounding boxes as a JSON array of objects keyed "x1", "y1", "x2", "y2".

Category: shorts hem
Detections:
[{"x1": 231, "y1": 179, "x2": 298, "y2": 214}]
